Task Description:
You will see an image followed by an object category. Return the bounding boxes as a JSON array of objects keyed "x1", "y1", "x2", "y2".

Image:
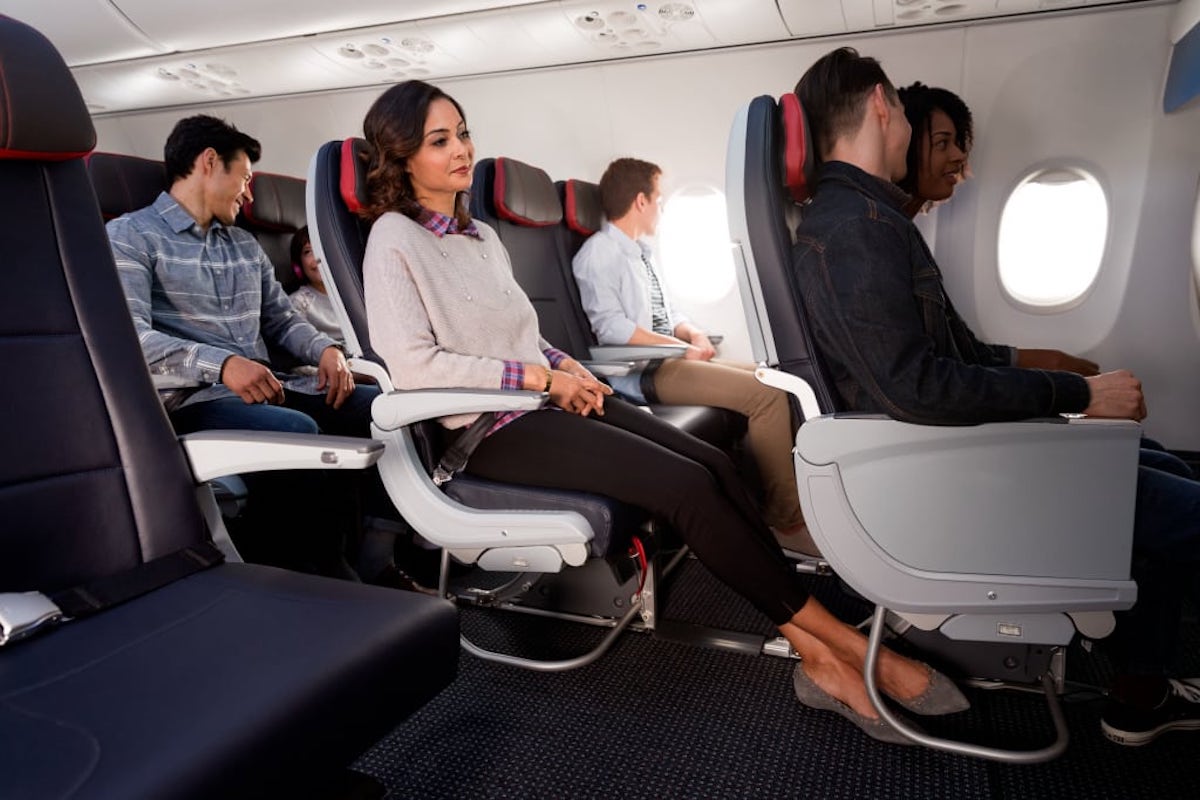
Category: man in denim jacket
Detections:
[{"x1": 791, "y1": 46, "x2": 1200, "y2": 747}]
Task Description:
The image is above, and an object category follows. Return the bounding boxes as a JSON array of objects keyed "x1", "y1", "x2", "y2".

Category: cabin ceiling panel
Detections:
[
  {"x1": 28, "y1": 0, "x2": 1165, "y2": 115},
  {"x1": 106, "y1": 0, "x2": 552, "y2": 53},
  {"x1": 778, "y1": 0, "x2": 1155, "y2": 36},
  {"x1": 73, "y1": 41, "x2": 366, "y2": 114},
  {"x1": 0, "y1": 0, "x2": 166, "y2": 65}
]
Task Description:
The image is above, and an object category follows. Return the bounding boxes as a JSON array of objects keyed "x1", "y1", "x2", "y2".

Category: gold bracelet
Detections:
[{"x1": 543, "y1": 369, "x2": 553, "y2": 394}]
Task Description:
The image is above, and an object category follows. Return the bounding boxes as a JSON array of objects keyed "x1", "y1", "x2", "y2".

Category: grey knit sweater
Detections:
[{"x1": 363, "y1": 211, "x2": 555, "y2": 428}]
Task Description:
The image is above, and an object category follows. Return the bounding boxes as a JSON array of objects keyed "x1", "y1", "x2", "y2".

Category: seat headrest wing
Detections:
[
  {"x1": 242, "y1": 172, "x2": 306, "y2": 231},
  {"x1": 0, "y1": 16, "x2": 96, "y2": 160},
  {"x1": 84, "y1": 152, "x2": 167, "y2": 220},
  {"x1": 563, "y1": 179, "x2": 603, "y2": 237},
  {"x1": 494, "y1": 157, "x2": 562, "y2": 228},
  {"x1": 779, "y1": 93, "x2": 815, "y2": 203},
  {"x1": 339, "y1": 138, "x2": 371, "y2": 215}
]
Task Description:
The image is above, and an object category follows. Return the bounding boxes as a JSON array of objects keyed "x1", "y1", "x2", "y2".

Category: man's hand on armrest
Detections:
[
  {"x1": 1083, "y1": 370, "x2": 1147, "y2": 421},
  {"x1": 220, "y1": 355, "x2": 284, "y2": 405}
]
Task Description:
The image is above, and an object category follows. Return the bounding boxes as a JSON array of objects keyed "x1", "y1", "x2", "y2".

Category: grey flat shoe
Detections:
[
  {"x1": 793, "y1": 663, "x2": 920, "y2": 746},
  {"x1": 889, "y1": 666, "x2": 971, "y2": 716}
]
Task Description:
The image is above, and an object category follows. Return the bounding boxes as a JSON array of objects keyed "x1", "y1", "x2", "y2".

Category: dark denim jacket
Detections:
[{"x1": 792, "y1": 161, "x2": 1089, "y2": 425}]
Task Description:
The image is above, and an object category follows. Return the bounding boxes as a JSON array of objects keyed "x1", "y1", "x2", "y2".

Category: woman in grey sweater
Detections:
[{"x1": 359, "y1": 80, "x2": 968, "y2": 743}]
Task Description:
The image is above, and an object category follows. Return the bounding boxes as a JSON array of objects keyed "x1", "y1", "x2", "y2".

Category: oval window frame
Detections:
[{"x1": 996, "y1": 163, "x2": 1110, "y2": 314}]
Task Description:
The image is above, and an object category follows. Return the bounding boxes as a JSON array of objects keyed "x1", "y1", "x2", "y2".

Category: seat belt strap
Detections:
[
  {"x1": 432, "y1": 411, "x2": 497, "y2": 487},
  {"x1": 0, "y1": 540, "x2": 225, "y2": 647}
]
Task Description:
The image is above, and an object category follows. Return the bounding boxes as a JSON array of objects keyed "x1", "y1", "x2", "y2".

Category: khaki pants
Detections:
[{"x1": 652, "y1": 358, "x2": 804, "y2": 530}]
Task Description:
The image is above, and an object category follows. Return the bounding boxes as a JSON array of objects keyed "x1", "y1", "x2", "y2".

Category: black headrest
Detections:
[
  {"x1": 494, "y1": 157, "x2": 561, "y2": 227},
  {"x1": 0, "y1": 16, "x2": 96, "y2": 160},
  {"x1": 242, "y1": 172, "x2": 307, "y2": 231},
  {"x1": 562, "y1": 179, "x2": 603, "y2": 237},
  {"x1": 85, "y1": 152, "x2": 167, "y2": 220}
]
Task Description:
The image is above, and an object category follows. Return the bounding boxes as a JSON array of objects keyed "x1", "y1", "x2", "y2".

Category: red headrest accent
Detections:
[
  {"x1": 0, "y1": 16, "x2": 96, "y2": 161},
  {"x1": 494, "y1": 157, "x2": 561, "y2": 228},
  {"x1": 779, "y1": 93, "x2": 814, "y2": 203},
  {"x1": 339, "y1": 138, "x2": 370, "y2": 214},
  {"x1": 242, "y1": 171, "x2": 306, "y2": 231},
  {"x1": 563, "y1": 179, "x2": 602, "y2": 237}
]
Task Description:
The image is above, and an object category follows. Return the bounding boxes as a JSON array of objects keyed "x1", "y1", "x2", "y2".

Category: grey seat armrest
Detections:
[
  {"x1": 180, "y1": 431, "x2": 384, "y2": 483},
  {"x1": 581, "y1": 360, "x2": 634, "y2": 377},
  {"x1": 371, "y1": 388, "x2": 544, "y2": 431},
  {"x1": 588, "y1": 344, "x2": 687, "y2": 361},
  {"x1": 151, "y1": 374, "x2": 204, "y2": 390}
]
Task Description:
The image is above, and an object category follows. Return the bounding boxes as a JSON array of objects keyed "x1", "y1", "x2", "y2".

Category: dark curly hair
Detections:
[
  {"x1": 359, "y1": 80, "x2": 471, "y2": 227},
  {"x1": 163, "y1": 114, "x2": 261, "y2": 184},
  {"x1": 896, "y1": 82, "x2": 973, "y2": 196}
]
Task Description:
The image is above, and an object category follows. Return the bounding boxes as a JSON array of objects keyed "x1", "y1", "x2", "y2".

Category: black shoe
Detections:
[{"x1": 1102, "y1": 679, "x2": 1200, "y2": 746}]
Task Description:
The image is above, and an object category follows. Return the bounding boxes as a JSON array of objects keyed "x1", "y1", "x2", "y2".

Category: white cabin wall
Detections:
[{"x1": 933, "y1": 2, "x2": 1200, "y2": 448}]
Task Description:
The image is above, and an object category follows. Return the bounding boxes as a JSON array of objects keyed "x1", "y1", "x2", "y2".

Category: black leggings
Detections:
[{"x1": 465, "y1": 398, "x2": 810, "y2": 625}]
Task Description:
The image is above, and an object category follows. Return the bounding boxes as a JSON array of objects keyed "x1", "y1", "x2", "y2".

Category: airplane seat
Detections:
[
  {"x1": 239, "y1": 170, "x2": 307, "y2": 292},
  {"x1": 307, "y1": 137, "x2": 672, "y2": 671},
  {"x1": 557, "y1": 177, "x2": 603, "y2": 265},
  {"x1": 725, "y1": 93, "x2": 1142, "y2": 761},
  {"x1": 470, "y1": 157, "x2": 743, "y2": 449},
  {"x1": 0, "y1": 15, "x2": 458, "y2": 798},
  {"x1": 84, "y1": 151, "x2": 167, "y2": 220}
]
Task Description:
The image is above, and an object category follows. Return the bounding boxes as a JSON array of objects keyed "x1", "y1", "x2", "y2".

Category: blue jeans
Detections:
[
  {"x1": 169, "y1": 386, "x2": 379, "y2": 436},
  {"x1": 1117, "y1": 454, "x2": 1200, "y2": 675}
]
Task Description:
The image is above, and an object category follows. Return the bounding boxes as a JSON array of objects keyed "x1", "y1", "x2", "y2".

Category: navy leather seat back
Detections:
[
  {"x1": 0, "y1": 23, "x2": 208, "y2": 594},
  {"x1": 554, "y1": 178, "x2": 606, "y2": 346},
  {"x1": 738, "y1": 94, "x2": 839, "y2": 412},
  {"x1": 240, "y1": 171, "x2": 307, "y2": 292},
  {"x1": 309, "y1": 138, "x2": 382, "y2": 368},
  {"x1": 85, "y1": 151, "x2": 167, "y2": 220},
  {"x1": 471, "y1": 157, "x2": 594, "y2": 358}
]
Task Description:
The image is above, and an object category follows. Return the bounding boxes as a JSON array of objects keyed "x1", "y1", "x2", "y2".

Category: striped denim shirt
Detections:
[{"x1": 108, "y1": 192, "x2": 337, "y2": 409}]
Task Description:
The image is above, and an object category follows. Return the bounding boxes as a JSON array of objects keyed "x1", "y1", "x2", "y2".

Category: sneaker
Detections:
[{"x1": 1101, "y1": 679, "x2": 1200, "y2": 746}]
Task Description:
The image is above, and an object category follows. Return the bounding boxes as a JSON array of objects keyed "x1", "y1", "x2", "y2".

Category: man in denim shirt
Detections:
[
  {"x1": 106, "y1": 116, "x2": 418, "y2": 588},
  {"x1": 792, "y1": 47, "x2": 1200, "y2": 746},
  {"x1": 108, "y1": 115, "x2": 375, "y2": 435}
]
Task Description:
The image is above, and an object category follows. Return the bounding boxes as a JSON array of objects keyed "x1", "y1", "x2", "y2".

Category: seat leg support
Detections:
[
  {"x1": 459, "y1": 593, "x2": 645, "y2": 672},
  {"x1": 863, "y1": 605, "x2": 1070, "y2": 763}
]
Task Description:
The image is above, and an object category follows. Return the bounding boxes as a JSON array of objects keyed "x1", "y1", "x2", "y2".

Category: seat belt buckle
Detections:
[
  {"x1": 0, "y1": 592, "x2": 65, "y2": 646},
  {"x1": 432, "y1": 466, "x2": 454, "y2": 487}
]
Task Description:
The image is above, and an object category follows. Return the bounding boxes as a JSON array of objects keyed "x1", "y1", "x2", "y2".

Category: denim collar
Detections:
[
  {"x1": 151, "y1": 190, "x2": 234, "y2": 238},
  {"x1": 816, "y1": 161, "x2": 912, "y2": 213}
]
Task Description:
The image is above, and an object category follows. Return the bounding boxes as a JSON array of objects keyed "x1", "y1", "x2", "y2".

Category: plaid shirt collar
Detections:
[{"x1": 416, "y1": 206, "x2": 481, "y2": 239}]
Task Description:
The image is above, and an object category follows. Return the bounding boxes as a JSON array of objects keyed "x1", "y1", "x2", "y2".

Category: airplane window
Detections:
[
  {"x1": 657, "y1": 184, "x2": 736, "y2": 304},
  {"x1": 997, "y1": 167, "x2": 1108, "y2": 309}
]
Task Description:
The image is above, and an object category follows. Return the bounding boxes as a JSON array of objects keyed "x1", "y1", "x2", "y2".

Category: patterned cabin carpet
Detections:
[{"x1": 356, "y1": 557, "x2": 1199, "y2": 799}]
